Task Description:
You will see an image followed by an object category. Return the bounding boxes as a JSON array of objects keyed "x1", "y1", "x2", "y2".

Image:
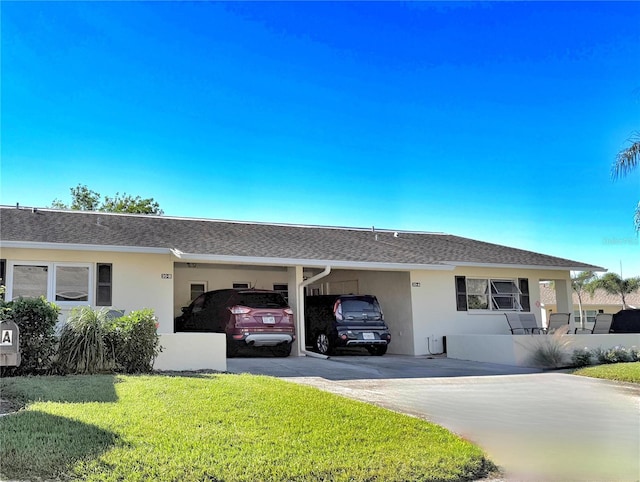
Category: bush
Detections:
[
  {"x1": 594, "y1": 346, "x2": 636, "y2": 364},
  {"x1": 56, "y1": 307, "x2": 161, "y2": 375},
  {"x1": 571, "y1": 347, "x2": 593, "y2": 367},
  {"x1": 56, "y1": 306, "x2": 112, "y2": 374},
  {"x1": 106, "y1": 309, "x2": 161, "y2": 373},
  {"x1": 0, "y1": 297, "x2": 60, "y2": 376}
]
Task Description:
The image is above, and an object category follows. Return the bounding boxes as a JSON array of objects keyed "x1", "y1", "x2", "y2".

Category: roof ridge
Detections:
[{"x1": 0, "y1": 205, "x2": 445, "y2": 235}]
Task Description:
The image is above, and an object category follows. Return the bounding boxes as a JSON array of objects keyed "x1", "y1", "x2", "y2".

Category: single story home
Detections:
[
  {"x1": 0, "y1": 205, "x2": 605, "y2": 370},
  {"x1": 539, "y1": 282, "x2": 640, "y2": 329}
]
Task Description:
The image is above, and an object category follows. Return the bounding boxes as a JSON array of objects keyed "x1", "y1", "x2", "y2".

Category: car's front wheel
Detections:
[{"x1": 315, "y1": 333, "x2": 333, "y2": 355}]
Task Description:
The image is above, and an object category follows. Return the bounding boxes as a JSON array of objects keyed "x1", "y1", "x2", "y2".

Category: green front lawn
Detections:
[
  {"x1": 0, "y1": 374, "x2": 493, "y2": 481},
  {"x1": 572, "y1": 361, "x2": 640, "y2": 384}
]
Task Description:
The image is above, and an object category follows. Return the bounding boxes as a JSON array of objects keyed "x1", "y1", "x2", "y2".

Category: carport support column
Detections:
[
  {"x1": 555, "y1": 279, "x2": 575, "y2": 332},
  {"x1": 288, "y1": 266, "x2": 304, "y2": 356},
  {"x1": 296, "y1": 266, "x2": 332, "y2": 357}
]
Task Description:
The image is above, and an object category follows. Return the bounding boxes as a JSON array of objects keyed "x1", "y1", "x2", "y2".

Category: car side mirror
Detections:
[{"x1": 181, "y1": 307, "x2": 188, "y2": 313}]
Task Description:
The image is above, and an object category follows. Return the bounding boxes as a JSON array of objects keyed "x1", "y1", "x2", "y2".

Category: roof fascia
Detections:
[
  {"x1": 170, "y1": 251, "x2": 453, "y2": 271},
  {"x1": 0, "y1": 241, "x2": 171, "y2": 255},
  {"x1": 446, "y1": 261, "x2": 606, "y2": 272}
]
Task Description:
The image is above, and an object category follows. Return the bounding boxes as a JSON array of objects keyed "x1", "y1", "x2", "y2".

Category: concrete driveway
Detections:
[{"x1": 227, "y1": 354, "x2": 640, "y2": 482}]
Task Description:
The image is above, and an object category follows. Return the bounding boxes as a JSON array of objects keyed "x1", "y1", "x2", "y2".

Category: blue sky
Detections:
[{"x1": 2, "y1": 1, "x2": 639, "y2": 276}]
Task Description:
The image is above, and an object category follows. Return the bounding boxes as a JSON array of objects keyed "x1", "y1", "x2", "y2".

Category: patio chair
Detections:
[
  {"x1": 519, "y1": 313, "x2": 544, "y2": 334},
  {"x1": 587, "y1": 313, "x2": 613, "y2": 334},
  {"x1": 505, "y1": 313, "x2": 525, "y2": 334},
  {"x1": 546, "y1": 313, "x2": 571, "y2": 334}
]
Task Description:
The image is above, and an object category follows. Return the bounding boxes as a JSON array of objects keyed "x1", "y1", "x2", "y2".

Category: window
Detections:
[
  {"x1": 12, "y1": 264, "x2": 48, "y2": 300},
  {"x1": 574, "y1": 310, "x2": 598, "y2": 324},
  {"x1": 55, "y1": 265, "x2": 89, "y2": 301},
  {"x1": 190, "y1": 282, "x2": 207, "y2": 301},
  {"x1": 273, "y1": 283, "x2": 288, "y2": 301},
  {"x1": 232, "y1": 282, "x2": 250, "y2": 289},
  {"x1": 455, "y1": 276, "x2": 527, "y2": 312},
  {"x1": 7, "y1": 261, "x2": 95, "y2": 305},
  {"x1": 96, "y1": 263, "x2": 112, "y2": 306}
]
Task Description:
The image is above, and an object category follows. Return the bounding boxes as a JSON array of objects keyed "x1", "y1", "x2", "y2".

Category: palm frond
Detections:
[{"x1": 612, "y1": 132, "x2": 640, "y2": 179}]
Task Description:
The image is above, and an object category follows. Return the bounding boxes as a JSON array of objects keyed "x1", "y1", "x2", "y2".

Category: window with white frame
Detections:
[
  {"x1": 55, "y1": 265, "x2": 90, "y2": 301},
  {"x1": 12, "y1": 264, "x2": 49, "y2": 299},
  {"x1": 273, "y1": 283, "x2": 288, "y2": 301},
  {"x1": 190, "y1": 282, "x2": 207, "y2": 301},
  {"x1": 232, "y1": 282, "x2": 250, "y2": 289},
  {"x1": 455, "y1": 276, "x2": 527, "y2": 311},
  {"x1": 8, "y1": 262, "x2": 93, "y2": 305},
  {"x1": 574, "y1": 310, "x2": 599, "y2": 324}
]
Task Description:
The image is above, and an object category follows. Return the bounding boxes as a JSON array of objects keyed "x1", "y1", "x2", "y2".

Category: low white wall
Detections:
[
  {"x1": 447, "y1": 334, "x2": 640, "y2": 367},
  {"x1": 154, "y1": 333, "x2": 227, "y2": 372}
]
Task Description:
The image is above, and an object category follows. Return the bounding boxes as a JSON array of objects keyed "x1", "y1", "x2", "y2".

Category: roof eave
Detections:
[
  {"x1": 0, "y1": 241, "x2": 172, "y2": 255},
  {"x1": 171, "y1": 251, "x2": 454, "y2": 271},
  {"x1": 446, "y1": 261, "x2": 606, "y2": 272}
]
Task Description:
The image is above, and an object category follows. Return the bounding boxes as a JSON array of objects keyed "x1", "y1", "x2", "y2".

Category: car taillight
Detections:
[
  {"x1": 284, "y1": 308, "x2": 293, "y2": 315},
  {"x1": 230, "y1": 306, "x2": 251, "y2": 315}
]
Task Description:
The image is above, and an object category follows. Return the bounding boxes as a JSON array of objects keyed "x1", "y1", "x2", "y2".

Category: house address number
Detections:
[{"x1": 161, "y1": 274, "x2": 172, "y2": 279}]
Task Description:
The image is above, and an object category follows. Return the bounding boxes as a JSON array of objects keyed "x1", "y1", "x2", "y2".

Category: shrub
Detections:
[
  {"x1": 526, "y1": 330, "x2": 571, "y2": 368},
  {"x1": 0, "y1": 297, "x2": 60, "y2": 376},
  {"x1": 56, "y1": 306, "x2": 112, "y2": 374},
  {"x1": 571, "y1": 347, "x2": 593, "y2": 367},
  {"x1": 106, "y1": 309, "x2": 161, "y2": 373},
  {"x1": 594, "y1": 346, "x2": 635, "y2": 364}
]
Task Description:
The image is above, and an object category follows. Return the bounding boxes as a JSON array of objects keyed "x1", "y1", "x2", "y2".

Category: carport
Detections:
[{"x1": 171, "y1": 255, "x2": 451, "y2": 357}]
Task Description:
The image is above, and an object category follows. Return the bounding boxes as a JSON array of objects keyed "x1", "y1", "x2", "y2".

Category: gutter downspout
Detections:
[{"x1": 298, "y1": 266, "x2": 332, "y2": 359}]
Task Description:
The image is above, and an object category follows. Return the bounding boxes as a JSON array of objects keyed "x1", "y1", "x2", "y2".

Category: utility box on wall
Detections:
[{"x1": 0, "y1": 320, "x2": 21, "y2": 367}]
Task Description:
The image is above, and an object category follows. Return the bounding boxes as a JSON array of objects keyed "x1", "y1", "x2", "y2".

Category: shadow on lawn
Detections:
[
  {"x1": 0, "y1": 411, "x2": 119, "y2": 480},
  {"x1": 0, "y1": 374, "x2": 120, "y2": 405}
]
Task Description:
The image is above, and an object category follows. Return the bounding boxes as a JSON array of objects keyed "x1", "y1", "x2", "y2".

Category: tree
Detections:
[
  {"x1": 612, "y1": 132, "x2": 640, "y2": 232},
  {"x1": 571, "y1": 271, "x2": 596, "y2": 329},
  {"x1": 51, "y1": 184, "x2": 163, "y2": 215},
  {"x1": 586, "y1": 273, "x2": 640, "y2": 310}
]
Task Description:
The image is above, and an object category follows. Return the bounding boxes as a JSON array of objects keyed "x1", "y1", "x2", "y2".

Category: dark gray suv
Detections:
[{"x1": 304, "y1": 294, "x2": 391, "y2": 356}]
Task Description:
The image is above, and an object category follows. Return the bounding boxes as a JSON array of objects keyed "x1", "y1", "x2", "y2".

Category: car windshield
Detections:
[
  {"x1": 235, "y1": 292, "x2": 289, "y2": 309},
  {"x1": 338, "y1": 297, "x2": 382, "y2": 321}
]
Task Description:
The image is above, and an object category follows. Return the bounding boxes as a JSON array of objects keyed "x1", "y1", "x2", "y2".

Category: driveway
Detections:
[{"x1": 227, "y1": 354, "x2": 640, "y2": 482}]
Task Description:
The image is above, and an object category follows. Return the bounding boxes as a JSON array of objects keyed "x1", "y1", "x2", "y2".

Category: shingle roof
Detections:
[
  {"x1": 0, "y1": 206, "x2": 603, "y2": 270},
  {"x1": 540, "y1": 284, "x2": 640, "y2": 307}
]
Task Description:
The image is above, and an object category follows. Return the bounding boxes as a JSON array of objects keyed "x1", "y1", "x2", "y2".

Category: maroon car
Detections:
[{"x1": 175, "y1": 288, "x2": 295, "y2": 357}]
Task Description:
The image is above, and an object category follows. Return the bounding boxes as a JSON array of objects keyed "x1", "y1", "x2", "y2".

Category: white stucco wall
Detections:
[
  {"x1": 447, "y1": 333, "x2": 640, "y2": 367},
  {"x1": 154, "y1": 333, "x2": 227, "y2": 371},
  {"x1": 1, "y1": 248, "x2": 175, "y2": 333},
  {"x1": 409, "y1": 267, "x2": 572, "y2": 356}
]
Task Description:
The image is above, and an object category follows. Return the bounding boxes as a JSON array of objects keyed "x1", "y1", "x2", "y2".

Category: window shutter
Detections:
[
  {"x1": 455, "y1": 276, "x2": 467, "y2": 311},
  {"x1": 96, "y1": 263, "x2": 112, "y2": 306},
  {"x1": 518, "y1": 278, "x2": 530, "y2": 312}
]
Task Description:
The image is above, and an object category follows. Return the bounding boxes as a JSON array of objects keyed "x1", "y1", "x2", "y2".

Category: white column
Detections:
[
  {"x1": 287, "y1": 266, "x2": 304, "y2": 356},
  {"x1": 554, "y1": 278, "x2": 575, "y2": 332}
]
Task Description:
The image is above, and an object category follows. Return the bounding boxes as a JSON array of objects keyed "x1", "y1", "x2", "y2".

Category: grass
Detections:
[
  {"x1": 0, "y1": 373, "x2": 493, "y2": 481},
  {"x1": 572, "y1": 361, "x2": 640, "y2": 384}
]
